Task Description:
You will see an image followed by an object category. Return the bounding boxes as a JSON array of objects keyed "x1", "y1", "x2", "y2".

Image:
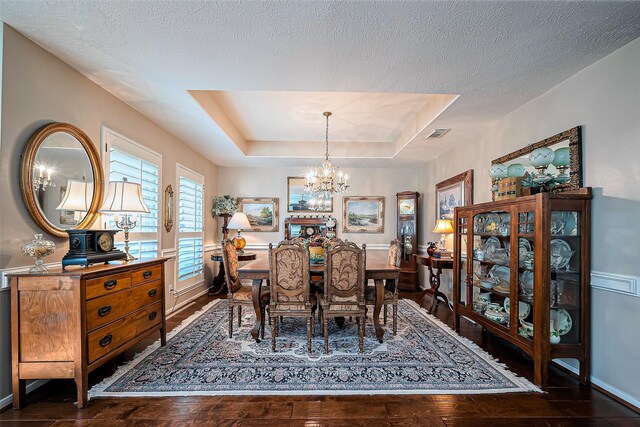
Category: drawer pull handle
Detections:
[
  {"x1": 97, "y1": 305, "x2": 112, "y2": 317},
  {"x1": 148, "y1": 288, "x2": 157, "y2": 297},
  {"x1": 99, "y1": 333, "x2": 113, "y2": 347},
  {"x1": 143, "y1": 271, "x2": 153, "y2": 279},
  {"x1": 148, "y1": 312, "x2": 157, "y2": 321},
  {"x1": 103, "y1": 279, "x2": 117, "y2": 290}
]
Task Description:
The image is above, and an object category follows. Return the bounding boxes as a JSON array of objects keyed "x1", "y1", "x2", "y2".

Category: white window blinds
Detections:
[
  {"x1": 103, "y1": 127, "x2": 161, "y2": 262},
  {"x1": 177, "y1": 166, "x2": 204, "y2": 287}
]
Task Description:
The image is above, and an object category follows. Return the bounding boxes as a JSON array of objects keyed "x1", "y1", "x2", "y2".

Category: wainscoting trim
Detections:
[
  {"x1": 591, "y1": 271, "x2": 639, "y2": 298},
  {"x1": 244, "y1": 242, "x2": 390, "y2": 251},
  {"x1": 0, "y1": 380, "x2": 49, "y2": 410},
  {"x1": 160, "y1": 248, "x2": 177, "y2": 258}
]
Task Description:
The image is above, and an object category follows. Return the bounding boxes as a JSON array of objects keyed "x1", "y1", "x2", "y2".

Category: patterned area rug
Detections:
[{"x1": 89, "y1": 299, "x2": 539, "y2": 397}]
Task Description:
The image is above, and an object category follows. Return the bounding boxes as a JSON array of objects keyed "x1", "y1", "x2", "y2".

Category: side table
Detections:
[
  {"x1": 414, "y1": 254, "x2": 453, "y2": 314},
  {"x1": 209, "y1": 251, "x2": 257, "y2": 295}
]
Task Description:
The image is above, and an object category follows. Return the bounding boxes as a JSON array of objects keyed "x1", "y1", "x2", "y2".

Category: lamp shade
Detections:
[
  {"x1": 432, "y1": 219, "x2": 454, "y2": 234},
  {"x1": 99, "y1": 180, "x2": 150, "y2": 214},
  {"x1": 227, "y1": 212, "x2": 251, "y2": 230},
  {"x1": 56, "y1": 180, "x2": 92, "y2": 211}
]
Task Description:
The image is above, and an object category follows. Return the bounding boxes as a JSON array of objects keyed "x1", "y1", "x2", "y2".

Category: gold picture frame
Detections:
[
  {"x1": 343, "y1": 196, "x2": 385, "y2": 233},
  {"x1": 237, "y1": 197, "x2": 279, "y2": 232}
]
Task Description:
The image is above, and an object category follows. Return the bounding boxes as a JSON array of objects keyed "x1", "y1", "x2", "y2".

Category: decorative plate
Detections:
[
  {"x1": 493, "y1": 283, "x2": 510, "y2": 294},
  {"x1": 518, "y1": 237, "x2": 532, "y2": 252},
  {"x1": 504, "y1": 297, "x2": 531, "y2": 320},
  {"x1": 551, "y1": 309, "x2": 572, "y2": 335},
  {"x1": 489, "y1": 265, "x2": 510, "y2": 283},
  {"x1": 551, "y1": 211, "x2": 577, "y2": 236},
  {"x1": 484, "y1": 237, "x2": 501, "y2": 256},
  {"x1": 550, "y1": 239, "x2": 573, "y2": 269}
]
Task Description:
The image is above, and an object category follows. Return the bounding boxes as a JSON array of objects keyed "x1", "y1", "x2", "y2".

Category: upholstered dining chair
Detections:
[
  {"x1": 221, "y1": 239, "x2": 270, "y2": 339},
  {"x1": 268, "y1": 240, "x2": 316, "y2": 352},
  {"x1": 318, "y1": 240, "x2": 367, "y2": 353},
  {"x1": 365, "y1": 239, "x2": 401, "y2": 335}
]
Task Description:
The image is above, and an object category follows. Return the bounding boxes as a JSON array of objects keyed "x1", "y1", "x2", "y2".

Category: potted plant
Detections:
[{"x1": 212, "y1": 195, "x2": 238, "y2": 239}]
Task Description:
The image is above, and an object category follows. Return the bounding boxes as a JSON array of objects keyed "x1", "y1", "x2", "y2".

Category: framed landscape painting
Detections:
[
  {"x1": 287, "y1": 176, "x2": 333, "y2": 213},
  {"x1": 237, "y1": 197, "x2": 279, "y2": 232},
  {"x1": 343, "y1": 196, "x2": 384, "y2": 233},
  {"x1": 435, "y1": 170, "x2": 473, "y2": 221}
]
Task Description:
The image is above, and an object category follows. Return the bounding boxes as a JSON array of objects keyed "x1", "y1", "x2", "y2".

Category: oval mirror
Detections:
[{"x1": 20, "y1": 123, "x2": 104, "y2": 237}]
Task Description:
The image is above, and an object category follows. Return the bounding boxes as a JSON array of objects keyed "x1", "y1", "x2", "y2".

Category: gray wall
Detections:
[
  {"x1": 0, "y1": 26, "x2": 219, "y2": 403},
  {"x1": 419, "y1": 37, "x2": 640, "y2": 405}
]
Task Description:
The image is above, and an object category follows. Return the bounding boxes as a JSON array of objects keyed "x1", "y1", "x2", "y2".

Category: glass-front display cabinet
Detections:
[{"x1": 453, "y1": 188, "x2": 591, "y2": 386}]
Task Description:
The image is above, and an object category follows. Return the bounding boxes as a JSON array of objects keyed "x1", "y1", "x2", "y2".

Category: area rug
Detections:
[{"x1": 89, "y1": 299, "x2": 540, "y2": 397}]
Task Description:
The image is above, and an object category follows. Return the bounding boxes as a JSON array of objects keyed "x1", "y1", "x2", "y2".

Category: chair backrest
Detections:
[
  {"x1": 387, "y1": 239, "x2": 401, "y2": 267},
  {"x1": 323, "y1": 240, "x2": 366, "y2": 306},
  {"x1": 221, "y1": 239, "x2": 242, "y2": 294},
  {"x1": 268, "y1": 239, "x2": 311, "y2": 306}
]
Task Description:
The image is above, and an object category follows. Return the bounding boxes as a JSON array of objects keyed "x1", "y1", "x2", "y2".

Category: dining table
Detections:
[{"x1": 238, "y1": 252, "x2": 400, "y2": 343}]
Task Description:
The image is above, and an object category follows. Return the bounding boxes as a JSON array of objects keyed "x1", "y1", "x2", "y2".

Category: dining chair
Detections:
[
  {"x1": 365, "y1": 239, "x2": 401, "y2": 335},
  {"x1": 221, "y1": 239, "x2": 270, "y2": 339},
  {"x1": 319, "y1": 240, "x2": 366, "y2": 353},
  {"x1": 268, "y1": 239, "x2": 316, "y2": 352}
]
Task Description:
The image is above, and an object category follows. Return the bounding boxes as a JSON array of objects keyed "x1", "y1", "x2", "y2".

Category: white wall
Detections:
[
  {"x1": 218, "y1": 166, "x2": 420, "y2": 255},
  {"x1": 418, "y1": 37, "x2": 640, "y2": 406}
]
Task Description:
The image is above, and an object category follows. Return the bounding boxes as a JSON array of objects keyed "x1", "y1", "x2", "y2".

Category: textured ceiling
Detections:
[{"x1": 1, "y1": 1, "x2": 640, "y2": 167}]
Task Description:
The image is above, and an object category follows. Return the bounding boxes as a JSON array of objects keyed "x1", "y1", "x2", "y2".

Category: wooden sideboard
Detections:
[{"x1": 9, "y1": 258, "x2": 168, "y2": 409}]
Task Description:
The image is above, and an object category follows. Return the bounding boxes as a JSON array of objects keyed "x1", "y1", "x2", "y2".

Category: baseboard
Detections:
[
  {"x1": 166, "y1": 287, "x2": 209, "y2": 317},
  {"x1": 553, "y1": 359, "x2": 640, "y2": 413},
  {"x1": 0, "y1": 379, "x2": 49, "y2": 411}
]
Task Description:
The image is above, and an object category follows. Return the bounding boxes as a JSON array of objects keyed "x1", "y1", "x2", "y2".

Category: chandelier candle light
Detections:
[
  {"x1": 99, "y1": 178, "x2": 150, "y2": 262},
  {"x1": 305, "y1": 112, "x2": 350, "y2": 209}
]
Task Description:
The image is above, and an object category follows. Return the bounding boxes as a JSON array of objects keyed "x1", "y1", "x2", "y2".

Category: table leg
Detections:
[
  {"x1": 428, "y1": 266, "x2": 450, "y2": 314},
  {"x1": 250, "y1": 278, "x2": 263, "y2": 342},
  {"x1": 209, "y1": 262, "x2": 228, "y2": 295},
  {"x1": 373, "y1": 279, "x2": 385, "y2": 343}
]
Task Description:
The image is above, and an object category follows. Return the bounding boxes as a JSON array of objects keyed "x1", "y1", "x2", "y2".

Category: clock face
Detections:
[
  {"x1": 326, "y1": 218, "x2": 336, "y2": 228},
  {"x1": 305, "y1": 226, "x2": 316, "y2": 236},
  {"x1": 97, "y1": 233, "x2": 113, "y2": 252},
  {"x1": 399, "y1": 199, "x2": 415, "y2": 215}
]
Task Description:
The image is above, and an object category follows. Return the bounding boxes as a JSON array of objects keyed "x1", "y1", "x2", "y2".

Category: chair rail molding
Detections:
[
  {"x1": 591, "y1": 271, "x2": 640, "y2": 297},
  {"x1": 160, "y1": 248, "x2": 177, "y2": 258}
]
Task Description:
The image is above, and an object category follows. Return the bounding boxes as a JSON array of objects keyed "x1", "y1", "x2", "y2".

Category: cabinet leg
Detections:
[
  {"x1": 12, "y1": 378, "x2": 26, "y2": 409},
  {"x1": 579, "y1": 360, "x2": 590, "y2": 385},
  {"x1": 160, "y1": 321, "x2": 167, "y2": 346},
  {"x1": 75, "y1": 371, "x2": 88, "y2": 408}
]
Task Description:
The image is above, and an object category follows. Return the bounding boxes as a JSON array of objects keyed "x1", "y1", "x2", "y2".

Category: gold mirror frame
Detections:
[{"x1": 20, "y1": 122, "x2": 104, "y2": 237}]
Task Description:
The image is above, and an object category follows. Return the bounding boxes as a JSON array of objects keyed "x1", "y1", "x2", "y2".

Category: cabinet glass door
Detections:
[
  {"x1": 517, "y1": 211, "x2": 535, "y2": 340},
  {"x1": 471, "y1": 211, "x2": 510, "y2": 330},
  {"x1": 457, "y1": 215, "x2": 469, "y2": 307},
  {"x1": 550, "y1": 210, "x2": 581, "y2": 344}
]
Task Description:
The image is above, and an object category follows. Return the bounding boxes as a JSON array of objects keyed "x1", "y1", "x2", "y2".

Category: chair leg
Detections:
[
  {"x1": 260, "y1": 307, "x2": 266, "y2": 340},
  {"x1": 271, "y1": 315, "x2": 276, "y2": 352},
  {"x1": 274, "y1": 316, "x2": 279, "y2": 337},
  {"x1": 393, "y1": 303, "x2": 398, "y2": 335},
  {"x1": 383, "y1": 304, "x2": 388, "y2": 324},
  {"x1": 359, "y1": 314, "x2": 365, "y2": 353},
  {"x1": 307, "y1": 316, "x2": 312, "y2": 352},
  {"x1": 238, "y1": 306, "x2": 242, "y2": 327},
  {"x1": 324, "y1": 318, "x2": 329, "y2": 354},
  {"x1": 228, "y1": 305, "x2": 234, "y2": 338}
]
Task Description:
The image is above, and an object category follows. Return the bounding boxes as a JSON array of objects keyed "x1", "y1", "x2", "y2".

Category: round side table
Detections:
[{"x1": 209, "y1": 251, "x2": 257, "y2": 295}]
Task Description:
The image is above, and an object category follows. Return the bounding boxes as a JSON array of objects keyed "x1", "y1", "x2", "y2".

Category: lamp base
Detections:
[
  {"x1": 439, "y1": 234, "x2": 447, "y2": 250},
  {"x1": 232, "y1": 234, "x2": 246, "y2": 253}
]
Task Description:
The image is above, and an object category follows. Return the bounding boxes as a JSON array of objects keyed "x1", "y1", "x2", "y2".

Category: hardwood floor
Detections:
[{"x1": 1, "y1": 291, "x2": 638, "y2": 426}]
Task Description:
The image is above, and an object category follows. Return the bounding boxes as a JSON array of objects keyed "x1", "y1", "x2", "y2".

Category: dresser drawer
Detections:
[
  {"x1": 131, "y1": 264, "x2": 162, "y2": 286},
  {"x1": 85, "y1": 272, "x2": 131, "y2": 300},
  {"x1": 87, "y1": 301, "x2": 162, "y2": 364},
  {"x1": 86, "y1": 280, "x2": 163, "y2": 331}
]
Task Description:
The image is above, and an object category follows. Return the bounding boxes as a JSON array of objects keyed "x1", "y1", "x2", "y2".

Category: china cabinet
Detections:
[
  {"x1": 396, "y1": 192, "x2": 420, "y2": 291},
  {"x1": 453, "y1": 188, "x2": 591, "y2": 386}
]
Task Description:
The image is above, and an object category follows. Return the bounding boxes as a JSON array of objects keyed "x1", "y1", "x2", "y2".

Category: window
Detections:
[
  {"x1": 102, "y1": 127, "x2": 161, "y2": 261},
  {"x1": 176, "y1": 164, "x2": 204, "y2": 288}
]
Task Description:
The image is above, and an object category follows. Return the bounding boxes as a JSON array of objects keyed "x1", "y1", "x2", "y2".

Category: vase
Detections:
[
  {"x1": 427, "y1": 243, "x2": 437, "y2": 256},
  {"x1": 21, "y1": 234, "x2": 55, "y2": 273}
]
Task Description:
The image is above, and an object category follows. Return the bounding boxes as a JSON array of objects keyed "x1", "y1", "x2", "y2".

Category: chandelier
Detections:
[{"x1": 304, "y1": 112, "x2": 349, "y2": 209}]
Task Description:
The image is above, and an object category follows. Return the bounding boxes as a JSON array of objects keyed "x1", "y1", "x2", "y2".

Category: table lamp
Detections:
[
  {"x1": 227, "y1": 212, "x2": 251, "y2": 252},
  {"x1": 432, "y1": 219, "x2": 454, "y2": 250},
  {"x1": 99, "y1": 177, "x2": 150, "y2": 262},
  {"x1": 56, "y1": 179, "x2": 92, "y2": 224}
]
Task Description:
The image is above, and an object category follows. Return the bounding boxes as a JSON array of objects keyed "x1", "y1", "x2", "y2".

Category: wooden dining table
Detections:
[{"x1": 238, "y1": 253, "x2": 400, "y2": 343}]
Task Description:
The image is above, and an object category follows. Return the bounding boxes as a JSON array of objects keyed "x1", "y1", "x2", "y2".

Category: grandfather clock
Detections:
[{"x1": 397, "y1": 191, "x2": 420, "y2": 291}]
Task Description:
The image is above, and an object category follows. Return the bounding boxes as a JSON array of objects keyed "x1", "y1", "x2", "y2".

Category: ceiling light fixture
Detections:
[{"x1": 304, "y1": 112, "x2": 349, "y2": 210}]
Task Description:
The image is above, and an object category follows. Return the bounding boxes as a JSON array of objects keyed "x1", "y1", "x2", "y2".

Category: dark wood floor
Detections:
[{"x1": 1, "y1": 291, "x2": 638, "y2": 426}]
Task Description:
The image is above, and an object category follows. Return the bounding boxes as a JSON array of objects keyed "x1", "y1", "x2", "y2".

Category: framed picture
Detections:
[
  {"x1": 287, "y1": 176, "x2": 333, "y2": 213},
  {"x1": 435, "y1": 170, "x2": 473, "y2": 221},
  {"x1": 343, "y1": 196, "x2": 385, "y2": 233},
  {"x1": 237, "y1": 197, "x2": 279, "y2": 232}
]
